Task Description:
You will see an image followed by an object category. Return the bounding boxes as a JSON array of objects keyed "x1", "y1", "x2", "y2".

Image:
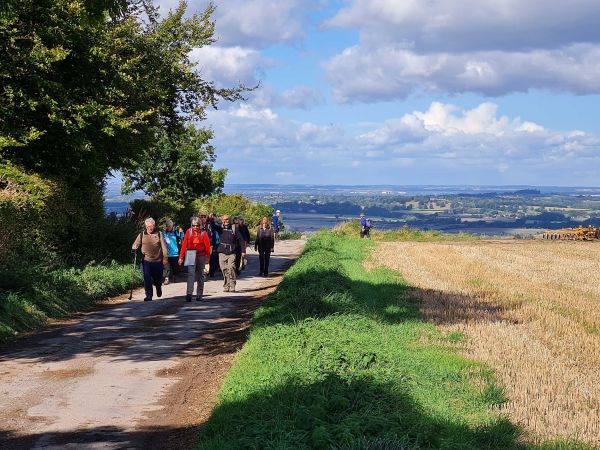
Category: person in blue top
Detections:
[
  {"x1": 272, "y1": 209, "x2": 281, "y2": 240},
  {"x1": 360, "y1": 213, "x2": 372, "y2": 239},
  {"x1": 162, "y1": 219, "x2": 183, "y2": 284}
]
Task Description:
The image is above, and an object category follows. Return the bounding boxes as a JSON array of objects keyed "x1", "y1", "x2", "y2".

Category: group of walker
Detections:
[{"x1": 131, "y1": 212, "x2": 279, "y2": 302}]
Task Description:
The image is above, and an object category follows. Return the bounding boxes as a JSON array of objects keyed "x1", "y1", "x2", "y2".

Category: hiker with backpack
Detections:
[
  {"x1": 178, "y1": 215, "x2": 212, "y2": 302},
  {"x1": 217, "y1": 215, "x2": 240, "y2": 292},
  {"x1": 132, "y1": 217, "x2": 168, "y2": 302},
  {"x1": 162, "y1": 219, "x2": 183, "y2": 284},
  {"x1": 360, "y1": 213, "x2": 372, "y2": 239}
]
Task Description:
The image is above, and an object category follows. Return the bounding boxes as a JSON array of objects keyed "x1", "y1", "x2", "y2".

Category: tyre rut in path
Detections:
[{"x1": 0, "y1": 239, "x2": 306, "y2": 450}]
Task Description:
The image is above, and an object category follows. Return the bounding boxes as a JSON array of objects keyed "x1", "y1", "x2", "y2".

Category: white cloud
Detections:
[
  {"x1": 279, "y1": 86, "x2": 324, "y2": 110},
  {"x1": 324, "y1": 44, "x2": 600, "y2": 101},
  {"x1": 190, "y1": 46, "x2": 267, "y2": 86},
  {"x1": 322, "y1": 0, "x2": 600, "y2": 100},
  {"x1": 212, "y1": 0, "x2": 310, "y2": 48},
  {"x1": 207, "y1": 101, "x2": 600, "y2": 184},
  {"x1": 325, "y1": 0, "x2": 600, "y2": 52}
]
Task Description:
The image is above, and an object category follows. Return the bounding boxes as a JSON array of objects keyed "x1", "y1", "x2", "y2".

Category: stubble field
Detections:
[{"x1": 372, "y1": 239, "x2": 600, "y2": 446}]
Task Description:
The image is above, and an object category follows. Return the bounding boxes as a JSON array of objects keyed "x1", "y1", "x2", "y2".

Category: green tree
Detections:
[
  {"x1": 0, "y1": 0, "x2": 243, "y2": 183},
  {"x1": 122, "y1": 125, "x2": 226, "y2": 205}
]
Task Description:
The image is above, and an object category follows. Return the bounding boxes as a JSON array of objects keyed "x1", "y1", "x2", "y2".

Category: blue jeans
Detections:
[{"x1": 141, "y1": 260, "x2": 163, "y2": 299}]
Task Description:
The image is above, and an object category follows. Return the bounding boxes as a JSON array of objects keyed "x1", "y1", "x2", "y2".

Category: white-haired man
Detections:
[{"x1": 132, "y1": 217, "x2": 168, "y2": 301}]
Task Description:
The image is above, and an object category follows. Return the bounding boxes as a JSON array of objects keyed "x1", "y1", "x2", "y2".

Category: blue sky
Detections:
[{"x1": 157, "y1": 0, "x2": 600, "y2": 186}]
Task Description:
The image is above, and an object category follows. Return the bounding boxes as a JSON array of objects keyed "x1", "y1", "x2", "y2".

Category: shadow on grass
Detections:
[
  {"x1": 253, "y1": 267, "x2": 514, "y2": 329},
  {"x1": 198, "y1": 373, "x2": 522, "y2": 450}
]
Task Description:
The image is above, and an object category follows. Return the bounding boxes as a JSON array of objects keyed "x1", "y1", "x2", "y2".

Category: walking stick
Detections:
[{"x1": 128, "y1": 250, "x2": 137, "y2": 300}]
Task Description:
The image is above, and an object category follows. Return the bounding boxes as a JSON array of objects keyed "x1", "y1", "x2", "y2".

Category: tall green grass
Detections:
[
  {"x1": 197, "y1": 231, "x2": 591, "y2": 449},
  {"x1": 0, "y1": 262, "x2": 140, "y2": 343}
]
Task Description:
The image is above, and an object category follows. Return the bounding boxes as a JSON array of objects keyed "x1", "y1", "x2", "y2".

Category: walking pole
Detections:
[{"x1": 128, "y1": 250, "x2": 137, "y2": 300}]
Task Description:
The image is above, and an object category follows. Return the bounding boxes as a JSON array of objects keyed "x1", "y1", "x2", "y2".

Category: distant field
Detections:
[{"x1": 372, "y1": 240, "x2": 600, "y2": 445}]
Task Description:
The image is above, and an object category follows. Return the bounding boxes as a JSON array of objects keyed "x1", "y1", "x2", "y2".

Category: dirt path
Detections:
[{"x1": 0, "y1": 239, "x2": 305, "y2": 450}]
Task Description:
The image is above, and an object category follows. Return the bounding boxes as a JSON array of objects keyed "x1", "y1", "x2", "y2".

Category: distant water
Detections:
[
  {"x1": 104, "y1": 201, "x2": 129, "y2": 215},
  {"x1": 104, "y1": 203, "x2": 542, "y2": 236}
]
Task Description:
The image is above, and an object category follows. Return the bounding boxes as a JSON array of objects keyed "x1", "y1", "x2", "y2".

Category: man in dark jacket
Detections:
[{"x1": 217, "y1": 215, "x2": 239, "y2": 292}]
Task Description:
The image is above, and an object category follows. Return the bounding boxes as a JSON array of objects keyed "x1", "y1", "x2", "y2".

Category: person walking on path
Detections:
[
  {"x1": 179, "y1": 215, "x2": 211, "y2": 302},
  {"x1": 217, "y1": 215, "x2": 239, "y2": 292},
  {"x1": 132, "y1": 217, "x2": 168, "y2": 302},
  {"x1": 360, "y1": 213, "x2": 372, "y2": 239},
  {"x1": 162, "y1": 219, "x2": 183, "y2": 284},
  {"x1": 255, "y1": 216, "x2": 275, "y2": 277},
  {"x1": 272, "y1": 209, "x2": 281, "y2": 240},
  {"x1": 207, "y1": 212, "x2": 221, "y2": 278},
  {"x1": 235, "y1": 216, "x2": 251, "y2": 274}
]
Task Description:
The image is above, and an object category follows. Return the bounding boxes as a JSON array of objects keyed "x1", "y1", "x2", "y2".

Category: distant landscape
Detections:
[{"x1": 106, "y1": 183, "x2": 600, "y2": 236}]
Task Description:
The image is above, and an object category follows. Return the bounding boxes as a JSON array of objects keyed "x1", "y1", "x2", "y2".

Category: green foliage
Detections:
[
  {"x1": 279, "y1": 230, "x2": 303, "y2": 240},
  {"x1": 122, "y1": 125, "x2": 226, "y2": 205},
  {"x1": 0, "y1": 261, "x2": 140, "y2": 343},
  {"x1": 192, "y1": 194, "x2": 273, "y2": 228},
  {"x1": 1, "y1": 0, "x2": 245, "y2": 183}
]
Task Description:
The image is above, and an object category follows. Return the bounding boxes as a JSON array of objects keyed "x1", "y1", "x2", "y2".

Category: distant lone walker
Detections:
[
  {"x1": 360, "y1": 213, "x2": 372, "y2": 239},
  {"x1": 273, "y1": 209, "x2": 281, "y2": 240},
  {"x1": 132, "y1": 217, "x2": 168, "y2": 302}
]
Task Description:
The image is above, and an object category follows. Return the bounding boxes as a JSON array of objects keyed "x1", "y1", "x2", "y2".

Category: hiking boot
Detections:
[
  {"x1": 223, "y1": 286, "x2": 230, "y2": 292},
  {"x1": 195, "y1": 295, "x2": 203, "y2": 301},
  {"x1": 156, "y1": 286, "x2": 162, "y2": 297},
  {"x1": 185, "y1": 294, "x2": 192, "y2": 302},
  {"x1": 144, "y1": 297, "x2": 153, "y2": 302}
]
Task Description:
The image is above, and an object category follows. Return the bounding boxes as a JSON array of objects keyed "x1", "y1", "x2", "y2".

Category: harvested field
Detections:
[{"x1": 371, "y1": 239, "x2": 600, "y2": 446}]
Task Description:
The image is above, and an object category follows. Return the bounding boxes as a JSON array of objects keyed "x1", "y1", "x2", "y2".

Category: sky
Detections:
[{"x1": 156, "y1": 0, "x2": 600, "y2": 186}]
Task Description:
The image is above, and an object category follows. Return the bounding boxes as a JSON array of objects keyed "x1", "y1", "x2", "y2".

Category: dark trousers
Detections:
[
  {"x1": 258, "y1": 249, "x2": 271, "y2": 275},
  {"x1": 141, "y1": 260, "x2": 163, "y2": 299},
  {"x1": 166, "y1": 256, "x2": 180, "y2": 281},
  {"x1": 209, "y1": 250, "x2": 219, "y2": 277},
  {"x1": 235, "y1": 249, "x2": 242, "y2": 273}
]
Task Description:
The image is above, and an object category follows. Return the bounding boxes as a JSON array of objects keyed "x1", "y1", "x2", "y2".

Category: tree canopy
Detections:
[
  {"x1": 121, "y1": 125, "x2": 227, "y2": 205},
  {"x1": 0, "y1": 0, "x2": 244, "y2": 188}
]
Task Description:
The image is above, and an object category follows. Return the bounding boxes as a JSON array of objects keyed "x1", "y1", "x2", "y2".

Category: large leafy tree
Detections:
[
  {"x1": 0, "y1": 0, "x2": 243, "y2": 185},
  {"x1": 122, "y1": 125, "x2": 227, "y2": 205}
]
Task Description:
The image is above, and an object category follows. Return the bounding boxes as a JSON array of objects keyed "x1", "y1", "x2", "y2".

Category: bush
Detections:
[
  {"x1": 192, "y1": 193, "x2": 272, "y2": 229},
  {"x1": 0, "y1": 261, "x2": 140, "y2": 343},
  {"x1": 279, "y1": 230, "x2": 303, "y2": 240}
]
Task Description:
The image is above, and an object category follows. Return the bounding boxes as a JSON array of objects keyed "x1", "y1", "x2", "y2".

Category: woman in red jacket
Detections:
[{"x1": 179, "y1": 215, "x2": 211, "y2": 302}]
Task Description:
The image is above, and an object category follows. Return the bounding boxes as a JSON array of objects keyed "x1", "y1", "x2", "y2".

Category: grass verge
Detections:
[
  {"x1": 0, "y1": 261, "x2": 140, "y2": 343},
  {"x1": 197, "y1": 231, "x2": 588, "y2": 449}
]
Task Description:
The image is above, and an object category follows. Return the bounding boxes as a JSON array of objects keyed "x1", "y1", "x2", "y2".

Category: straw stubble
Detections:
[{"x1": 372, "y1": 239, "x2": 600, "y2": 445}]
